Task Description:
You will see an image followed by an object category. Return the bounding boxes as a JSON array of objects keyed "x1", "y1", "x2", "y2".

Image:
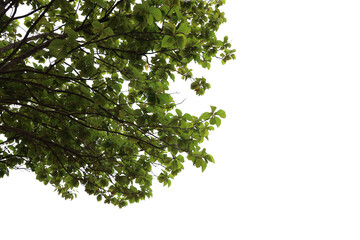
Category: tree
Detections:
[{"x1": 0, "y1": 0, "x2": 235, "y2": 208}]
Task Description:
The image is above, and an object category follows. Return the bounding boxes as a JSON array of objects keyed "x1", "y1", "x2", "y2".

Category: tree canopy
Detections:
[{"x1": 0, "y1": 0, "x2": 235, "y2": 208}]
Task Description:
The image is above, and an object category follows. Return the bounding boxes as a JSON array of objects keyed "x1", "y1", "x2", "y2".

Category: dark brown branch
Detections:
[
  {"x1": 12, "y1": 4, "x2": 48, "y2": 20},
  {"x1": 0, "y1": 0, "x2": 15, "y2": 19},
  {"x1": 0, "y1": 76, "x2": 95, "y2": 104},
  {"x1": 0, "y1": 99, "x2": 165, "y2": 151},
  {"x1": 0, "y1": 0, "x2": 18, "y2": 35},
  {"x1": 0, "y1": 40, "x2": 51, "y2": 71},
  {"x1": 0, "y1": 124, "x2": 98, "y2": 159},
  {"x1": 0, "y1": 32, "x2": 62, "y2": 54}
]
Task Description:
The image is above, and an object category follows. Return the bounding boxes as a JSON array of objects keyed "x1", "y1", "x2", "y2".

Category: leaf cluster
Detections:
[{"x1": 0, "y1": 0, "x2": 234, "y2": 208}]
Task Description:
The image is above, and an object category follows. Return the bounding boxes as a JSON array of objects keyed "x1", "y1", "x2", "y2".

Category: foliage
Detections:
[{"x1": 0, "y1": 0, "x2": 235, "y2": 208}]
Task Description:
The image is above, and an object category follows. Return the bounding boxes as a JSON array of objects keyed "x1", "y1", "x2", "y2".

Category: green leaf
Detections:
[
  {"x1": 147, "y1": 15, "x2": 154, "y2": 25},
  {"x1": 65, "y1": 28, "x2": 78, "y2": 40},
  {"x1": 175, "y1": 109, "x2": 182, "y2": 116},
  {"x1": 97, "y1": 194, "x2": 103, "y2": 201},
  {"x1": 173, "y1": 6, "x2": 182, "y2": 19},
  {"x1": 92, "y1": 20, "x2": 102, "y2": 30},
  {"x1": 201, "y1": 160, "x2": 207, "y2": 172},
  {"x1": 206, "y1": 154, "x2": 215, "y2": 163},
  {"x1": 48, "y1": 39, "x2": 68, "y2": 59},
  {"x1": 161, "y1": 35, "x2": 173, "y2": 48},
  {"x1": 183, "y1": 113, "x2": 193, "y2": 121},
  {"x1": 59, "y1": 0, "x2": 73, "y2": 12},
  {"x1": 210, "y1": 105, "x2": 217, "y2": 113},
  {"x1": 49, "y1": 39, "x2": 65, "y2": 49},
  {"x1": 176, "y1": 34, "x2": 186, "y2": 49},
  {"x1": 150, "y1": 7, "x2": 162, "y2": 21},
  {"x1": 104, "y1": 27, "x2": 114, "y2": 36},
  {"x1": 177, "y1": 23, "x2": 191, "y2": 35},
  {"x1": 163, "y1": 22, "x2": 176, "y2": 34},
  {"x1": 215, "y1": 116, "x2": 221, "y2": 127},
  {"x1": 8, "y1": 145, "x2": 15, "y2": 152},
  {"x1": 210, "y1": 117, "x2": 216, "y2": 125},
  {"x1": 215, "y1": 109, "x2": 226, "y2": 118},
  {"x1": 195, "y1": 158, "x2": 202, "y2": 168},
  {"x1": 94, "y1": 0, "x2": 105, "y2": 7},
  {"x1": 200, "y1": 112, "x2": 211, "y2": 120}
]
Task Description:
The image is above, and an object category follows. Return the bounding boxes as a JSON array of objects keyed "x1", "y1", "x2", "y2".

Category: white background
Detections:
[{"x1": 1, "y1": 1, "x2": 360, "y2": 239}]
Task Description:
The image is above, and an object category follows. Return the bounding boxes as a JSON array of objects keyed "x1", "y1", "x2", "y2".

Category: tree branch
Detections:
[
  {"x1": 0, "y1": 32, "x2": 62, "y2": 54},
  {"x1": 0, "y1": 0, "x2": 18, "y2": 35}
]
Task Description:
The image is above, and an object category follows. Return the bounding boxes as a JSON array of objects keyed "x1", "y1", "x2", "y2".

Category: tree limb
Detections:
[{"x1": 0, "y1": 32, "x2": 62, "y2": 54}]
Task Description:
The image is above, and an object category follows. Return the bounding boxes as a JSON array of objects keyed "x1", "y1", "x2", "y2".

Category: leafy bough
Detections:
[{"x1": 0, "y1": 0, "x2": 235, "y2": 208}]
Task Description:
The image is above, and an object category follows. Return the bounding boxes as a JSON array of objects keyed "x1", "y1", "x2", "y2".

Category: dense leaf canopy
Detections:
[{"x1": 0, "y1": 0, "x2": 235, "y2": 207}]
